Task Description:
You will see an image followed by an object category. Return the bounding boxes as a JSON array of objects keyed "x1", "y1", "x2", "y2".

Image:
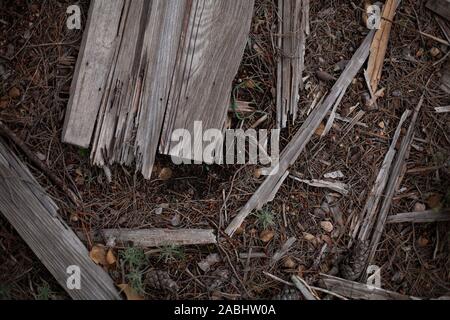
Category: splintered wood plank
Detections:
[
  {"x1": 0, "y1": 139, "x2": 121, "y2": 300},
  {"x1": 159, "y1": 0, "x2": 255, "y2": 162},
  {"x1": 100, "y1": 229, "x2": 217, "y2": 247},
  {"x1": 65, "y1": 0, "x2": 254, "y2": 179},
  {"x1": 367, "y1": 0, "x2": 400, "y2": 93},
  {"x1": 320, "y1": 274, "x2": 420, "y2": 300},
  {"x1": 62, "y1": 0, "x2": 126, "y2": 148},
  {"x1": 276, "y1": 0, "x2": 310, "y2": 128},
  {"x1": 225, "y1": 31, "x2": 375, "y2": 236},
  {"x1": 427, "y1": 0, "x2": 450, "y2": 21}
]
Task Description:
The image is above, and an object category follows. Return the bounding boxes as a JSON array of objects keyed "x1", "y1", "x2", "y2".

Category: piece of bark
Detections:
[
  {"x1": 0, "y1": 139, "x2": 120, "y2": 300},
  {"x1": 320, "y1": 274, "x2": 420, "y2": 300},
  {"x1": 101, "y1": 229, "x2": 217, "y2": 247},
  {"x1": 225, "y1": 31, "x2": 375, "y2": 236},
  {"x1": 367, "y1": 0, "x2": 400, "y2": 92},
  {"x1": 387, "y1": 209, "x2": 450, "y2": 224}
]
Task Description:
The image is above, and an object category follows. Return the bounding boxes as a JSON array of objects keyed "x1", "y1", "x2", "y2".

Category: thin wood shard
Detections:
[
  {"x1": 0, "y1": 139, "x2": 120, "y2": 300},
  {"x1": 63, "y1": 0, "x2": 254, "y2": 178},
  {"x1": 320, "y1": 274, "x2": 420, "y2": 300},
  {"x1": 225, "y1": 31, "x2": 375, "y2": 236},
  {"x1": 367, "y1": 0, "x2": 400, "y2": 93},
  {"x1": 101, "y1": 229, "x2": 217, "y2": 248},
  {"x1": 387, "y1": 209, "x2": 450, "y2": 224},
  {"x1": 276, "y1": 0, "x2": 310, "y2": 128}
]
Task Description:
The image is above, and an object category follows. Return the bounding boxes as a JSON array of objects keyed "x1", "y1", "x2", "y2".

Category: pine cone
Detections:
[
  {"x1": 145, "y1": 270, "x2": 179, "y2": 293},
  {"x1": 341, "y1": 241, "x2": 370, "y2": 281},
  {"x1": 274, "y1": 287, "x2": 301, "y2": 300}
]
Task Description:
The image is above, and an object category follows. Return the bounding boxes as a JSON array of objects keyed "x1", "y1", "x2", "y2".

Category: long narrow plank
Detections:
[
  {"x1": 320, "y1": 274, "x2": 419, "y2": 300},
  {"x1": 62, "y1": 0, "x2": 126, "y2": 148},
  {"x1": 101, "y1": 229, "x2": 217, "y2": 247},
  {"x1": 368, "y1": 96, "x2": 425, "y2": 264},
  {"x1": 276, "y1": 0, "x2": 310, "y2": 128},
  {"x1": 0, "y1": 139, "x2": 121, "y2": 300},
  {"x1": 225, "y1": 31, "x2": 375, "y2": 236}
]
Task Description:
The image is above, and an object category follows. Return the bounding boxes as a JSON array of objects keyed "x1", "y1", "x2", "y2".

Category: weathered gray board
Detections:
[
  {"x1": 276, "y1": 0, "x2": 310, "y2": 128},
  {"x1": 0, "y1": 139, "x2": 121, "y2": 300},
  {"x1": 63, "y1": 0, "x2": 254, "y2": 179}
]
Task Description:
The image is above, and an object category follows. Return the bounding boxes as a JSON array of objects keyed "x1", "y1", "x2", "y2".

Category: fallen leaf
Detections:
[
  {"x1": 106, "y1": 249, "x2": 117, "y2": 266},
  {"x1": 8, "y1": 87, "x2": 20, "y2": 99},
  {"x1": 430, "y1": 47, "x2": 440, "y2": 57},
  {"x1": 320, "y1": 221, "x2": 334, "y2": 233},
  {"x1": 283, "y1": 257, "x2": 296, "y2": 269},
  {"x1": 414, "y1": 202, "x2": 426, "y2": 212},
  {"x1": 303, "y1": 232, "x2": 316, "y2": 243},
  {"x1": 260, "y1": 230, "x2": 275, "y2": 243},
  {"x1": 315, "y1": 122, "x2": 326, "y2": 136},
  {"x1": 427, "y1": 194, "x2": 442, "y2": 210},
  {"x1": 159, "y1": 167, "x2": 173, "y2": 181},
  {"x1": 417, "y1": 236, "x2": 429, "y2": 248},
  {"x1": 117, "y1": 284, "x2": 144, "y2": 301},
  {"x1": 89, "y1": 245, "x2": 107, "y2": 266}
]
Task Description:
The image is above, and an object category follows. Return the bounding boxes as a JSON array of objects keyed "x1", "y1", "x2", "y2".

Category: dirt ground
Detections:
[{"x1": 0, "y1": 0, "x2": 449, "y2": 300}]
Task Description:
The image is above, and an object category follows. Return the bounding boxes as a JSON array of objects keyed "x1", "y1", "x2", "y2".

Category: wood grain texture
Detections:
[
  {"x1": 0, "y1": 139, "x2": 121, "y2": 300},
  {"x1": 62, "y1": 0, "x2": 126, "y2": 148},
  {"x1": 321, "y1": 274, "x2": 419, "y2": 300},
  {"x1": 366, "y1": 0, "x2": 400, "y2": 93},
  {"x1": 387, "y1": 209, "x2": 450, "y2": 224},
  {"x1": 101, "y1": 229, "x2": 217, "y2": 247},
  {"x1": 276, "y1": 0, "x2": 310, "y2": 128},
  {"x1": 63, "y1": 0, "x2": 254, "y2": 179},
  {"x1": 225, "y1": 31, "x2": 375, "y2": 236}
]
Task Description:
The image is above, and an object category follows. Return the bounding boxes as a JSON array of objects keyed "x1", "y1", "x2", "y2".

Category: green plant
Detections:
[
  {"x1": 126, "y1": 270, "x2": 145, "y2": 295},
  {"x1": 36, "y1": 282, "x2": 52, "y2": 301},
  {"x1": 159, "y1": 244, "x2": 185, "y2": 263},
  {"x1": 0, "y1": 285, "x2": 11, "y2": 300},
  {"x1": 120, "y1": 247, "x2": 147, "y2": 270},
  {"x1": 254, "y1": 209, "x2": 275, "y2": 230}
]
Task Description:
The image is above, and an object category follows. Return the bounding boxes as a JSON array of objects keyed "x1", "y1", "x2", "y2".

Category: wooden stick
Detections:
[
  {"x1": 99, "y1": 229, "x2": 217, "y2": 248},
  {"x1": 387, "y1": 209, "x2": 450, "y2": 224}
]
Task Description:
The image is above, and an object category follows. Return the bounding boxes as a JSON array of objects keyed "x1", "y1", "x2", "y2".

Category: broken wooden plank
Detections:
[
  {"x1": 367, "y1": 0, "x2": 400, "y2": 93},
  {"x1": 276, "y1": 0, "x2": 310, "y2": 128},
  {"x1": 271, "y1": 237, "x2": 296, "y2": 265},
  {"x1": 64, "y1": 0, "x2": 255, "y2": 179},
  {"x1": 352, "y1": 110, "x2": 411, "y2": 243},
  {"x1": 0, "y1": 139, "x2": 120, "y2": 300},
  {"x1": 101, "y1": 229, "x2": 217, "y2": 248},
  {"x1": 291, "y1": 275, "x2": 318, "y2": 300},
  {"x1": 368, "y1": 95, "x2": 426, "y2": 264},
  {"x1": 225, "y1": 31, "x2": 375, "y2": 236},
  {"x1": 427, "y1": 0, "x2": 450, "y2": 21},
  {"x1": 62, "y1": 0, "x2": 126, "y2": 148},
  {"x1": 387, "y1": 209, "x2": 450, "y2": 224},
  {"x1": 320, "y1": 274, "x2": 420, "y2": 300}
]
